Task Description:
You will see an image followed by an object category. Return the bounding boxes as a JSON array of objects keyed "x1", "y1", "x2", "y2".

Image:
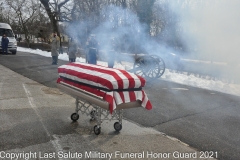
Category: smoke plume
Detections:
[
  {"x1": 66, "y1": 1, "x2": 240, "y2": 82},
  {"x1": 164, "y1": 0, "x2": 240, "y2": 82}
]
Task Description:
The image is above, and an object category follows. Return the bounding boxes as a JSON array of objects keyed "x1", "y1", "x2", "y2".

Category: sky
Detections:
[{"x1": 17, "y1": 47, "x2": 240, "y2": 97}]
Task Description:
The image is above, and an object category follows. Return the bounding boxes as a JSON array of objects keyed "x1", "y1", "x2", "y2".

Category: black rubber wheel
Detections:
[
  {"x1": 114, "y1": 122, "x2": 122, "y2": 132},
  {"x1": 94, "y1": 125, "x2": 101, "y2": 135},
  {"x1": 71, "y1": 113, "x2": 79, "y2": 121}
]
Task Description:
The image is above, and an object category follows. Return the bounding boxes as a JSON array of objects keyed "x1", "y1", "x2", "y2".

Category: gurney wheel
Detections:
[
  {"x1": 94, "y1": 125, "x2": 101, "y2": 135},
  {"x1": 114, "y1": 122, "x2": 122, "y2": 132},
  {"x1": 71, "y1": 113, "x2": 79, "y2": 121},
  {"x1": 90, "y1": 110, "x2": 96, "y2": 120}
]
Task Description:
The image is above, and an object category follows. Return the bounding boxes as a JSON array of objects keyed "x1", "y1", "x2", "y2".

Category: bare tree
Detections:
[
  {"x1": 0, "y1": 1, "x2": 5, "y2": 22},
  {"x1": 40, "y1": 0, "x2": 71, "y2": 52},
  {"x1": 5, "y1": 0, "x2": 40, "y2": 46},
  {"x1": 40, "y1": 0, "x2": 70, "y2": 34}
]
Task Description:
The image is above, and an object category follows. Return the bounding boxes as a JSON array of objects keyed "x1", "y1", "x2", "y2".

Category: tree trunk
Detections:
[
  {"x1": 40, "y1": 0, "x2": 70, "y2": 53},
  {"x1": 40, "y1": 0, "x2": 58, "y2": 33}
]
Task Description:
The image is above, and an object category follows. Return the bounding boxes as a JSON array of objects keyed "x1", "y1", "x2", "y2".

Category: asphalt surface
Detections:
[
  {"x1": 0, "y1": 51, "x2": 240, "y2": 160},
  {"x1": 2, "y1": 61, "x2": 208, "y2": 160}
]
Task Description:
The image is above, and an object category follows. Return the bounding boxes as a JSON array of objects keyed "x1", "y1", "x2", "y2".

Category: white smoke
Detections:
[
  {"x1": 66, "y1": 5, "x2": 158, "y2": 63},
  {"x1": 65, "y1": 1, "x2": 240, "y2": 82},
  {"x1": 162, "y1": 0, "x2": 240, "y2": 82}
]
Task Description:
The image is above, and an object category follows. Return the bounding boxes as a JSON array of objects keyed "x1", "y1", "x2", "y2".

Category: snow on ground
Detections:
[{"x1": 17, "y1": 47, "x2": 240, "y2": 97}]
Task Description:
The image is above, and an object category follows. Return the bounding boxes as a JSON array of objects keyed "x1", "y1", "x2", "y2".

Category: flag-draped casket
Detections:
[{"x1": 57, "y1": 62, "x2": 152, "y2": 113}]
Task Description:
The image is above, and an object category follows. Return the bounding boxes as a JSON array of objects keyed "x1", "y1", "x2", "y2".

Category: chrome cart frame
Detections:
[{"x1": 57, "y1": 82, "x2": 141, "y2": 135}]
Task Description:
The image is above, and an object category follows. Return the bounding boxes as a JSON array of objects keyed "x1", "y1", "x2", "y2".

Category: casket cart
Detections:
[{"x1": 57, "y1": 63, "x2": 152, "y2": 135}]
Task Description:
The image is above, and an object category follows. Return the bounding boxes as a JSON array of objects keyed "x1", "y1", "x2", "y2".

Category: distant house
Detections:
[{"x1": 15, "y1": 34, "x2": 36, "y2": 43}]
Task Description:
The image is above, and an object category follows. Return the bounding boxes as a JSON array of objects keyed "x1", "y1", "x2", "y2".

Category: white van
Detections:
[{"x1": 0, "y1": 23, "x2": 17, "y2": 54}]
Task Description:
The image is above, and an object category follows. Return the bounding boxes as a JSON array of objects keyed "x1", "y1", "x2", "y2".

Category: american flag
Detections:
[{"x1": 57, "y1": 62, "x2": 152, "y2": 113}]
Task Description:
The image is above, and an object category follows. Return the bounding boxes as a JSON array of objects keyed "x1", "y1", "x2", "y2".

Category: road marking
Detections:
[{"x1": 22, "y1": 83, "x2": 63, "y2": 153}]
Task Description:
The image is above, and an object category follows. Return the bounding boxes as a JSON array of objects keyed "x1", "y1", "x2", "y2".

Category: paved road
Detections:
[
  {"x1": 2, "y1": 62, "x2": 207, "y2": 160},
  {"x1": 0, "y1": 51, "x2": 240, "y2": 160}
]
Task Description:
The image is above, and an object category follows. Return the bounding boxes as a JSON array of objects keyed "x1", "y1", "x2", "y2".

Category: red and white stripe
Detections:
[
  {"x1": 57, "y1": 63, "x2": 152, "y2": 113},
  {"x1": 58, "y1": 62, "x2": 145, "y2": 90}
]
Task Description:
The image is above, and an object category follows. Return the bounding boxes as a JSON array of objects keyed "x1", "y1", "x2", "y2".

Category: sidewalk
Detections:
[{"x1": 0, "y1": 64, "x2": 216, "y2": 160}]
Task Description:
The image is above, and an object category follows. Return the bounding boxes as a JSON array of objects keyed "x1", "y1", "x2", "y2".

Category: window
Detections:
[{"x1": 0, "y1": 29, "x2": 14, "y2": 37}]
